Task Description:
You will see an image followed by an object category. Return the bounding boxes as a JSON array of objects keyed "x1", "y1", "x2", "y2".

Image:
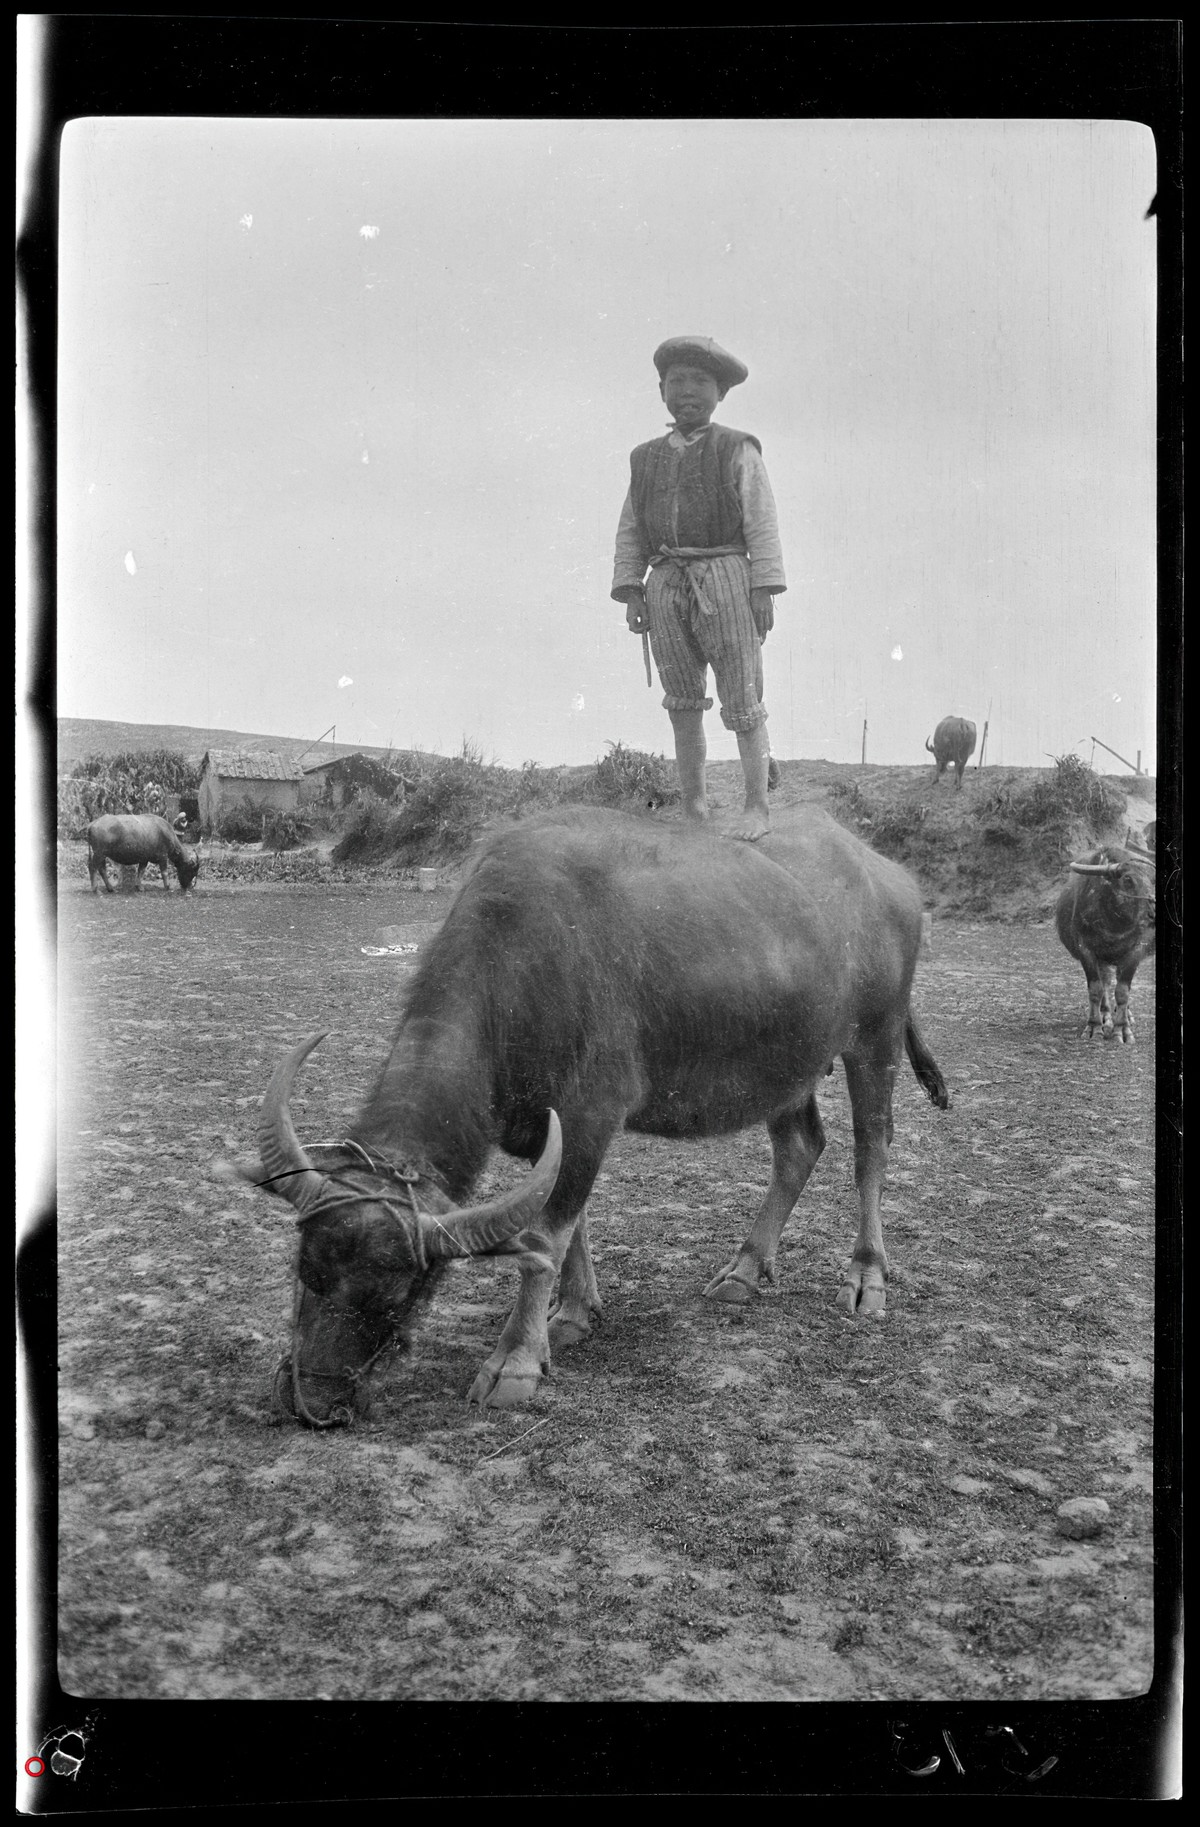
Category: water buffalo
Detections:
[
  {"x1": 925, "y1": 716, "x2": 977, "y2": 790},
  {"x1": 1056, "y1": 844, "x2": 1155, "y2": 1043},
  {"x1": 239, "y1": 804, "x2": 948, "y2": 1426},
  {"x1": 86, "y1": 814, "x2": 199, "y2": 894}
]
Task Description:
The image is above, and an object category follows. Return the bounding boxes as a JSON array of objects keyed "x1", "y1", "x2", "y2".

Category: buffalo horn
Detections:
[
  {"x1": 421, "y1": 1112, "x2": 564, "y2": 1260},
  {"x1": 258, "y1": 1032, "x2": 337, "y2": 1216},
  {"x1": 1069, "y1": 861, "x2": 1123, "y2": 876}
]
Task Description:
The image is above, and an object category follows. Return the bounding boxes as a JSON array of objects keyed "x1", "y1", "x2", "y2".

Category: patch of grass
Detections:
[
  {"x1": 829, "y1": 1616, "x2": 868, "y2": 1652},
  {"x1": 974, "y1": 753, "x2": 1126, "y2": 841},
  {"x1": 331, "y1": 737, "x2": 678, "y2": 866},
  {"x1": 573, "y1": 740, "x2": 679, "y2": 810}
]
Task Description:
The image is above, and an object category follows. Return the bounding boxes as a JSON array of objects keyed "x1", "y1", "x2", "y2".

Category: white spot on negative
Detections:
[
  {"x1": 359, "y1": 225, "x2": 380, "y2": 239},
  {"x1": 361, "y1": 450, "x2": 369, "y2": 464},
  {"x1": 891, "y1": 645, "x2": 903, "y2": 661},
  {"x1": 571, "y1": 692, "x2": 585, "y2": 713},
  {"x1": 338, "y1": 676, "x2": 353, "y2": 689},
  {"x1": 124, "y1": 551, "x2": 137, "y2": 576},
  {"x1": 239, "y1": 214, "x2": 253, "y2": 230}
]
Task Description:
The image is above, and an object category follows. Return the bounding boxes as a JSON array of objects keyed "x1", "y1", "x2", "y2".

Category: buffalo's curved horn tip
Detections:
[
  {"x1": 258, "y1": 1032, "x2": 335, "y2": 1217},
  {"x1": 424, "y1": 1109, "x2": 564, "y2": 1259}
]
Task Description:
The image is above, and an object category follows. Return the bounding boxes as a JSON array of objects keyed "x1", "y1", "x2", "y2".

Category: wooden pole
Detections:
[
  {"x1": 977, "y1": 719, "x2": 989, "y2": 769},
  {"x1": 861, "y1": 719, "x2": 868, "y2": 765},
  {"x1": 1090, "y1": 735, "x2": 1141, "y2": 774},
  {"x1": 1136, "y1": 749, "x2": 1141, "y2": 775}
]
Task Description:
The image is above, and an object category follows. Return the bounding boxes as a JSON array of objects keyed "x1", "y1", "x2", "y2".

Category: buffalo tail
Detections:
[{"x1": 904, "y1": 1013, "x2": 950, "y2": 1109}]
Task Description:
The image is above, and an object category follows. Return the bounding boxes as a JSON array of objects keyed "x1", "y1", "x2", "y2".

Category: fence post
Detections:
[{"x1": 861, "y1": 719, "x2": 867, "y2": 765}]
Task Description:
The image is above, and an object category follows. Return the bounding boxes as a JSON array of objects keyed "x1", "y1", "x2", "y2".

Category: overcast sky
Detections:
[{"x1": 56, "y1": 116, "x2": 1157, "y2": 772}]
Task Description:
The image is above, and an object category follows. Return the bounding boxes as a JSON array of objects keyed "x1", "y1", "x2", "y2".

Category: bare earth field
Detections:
[{"x1": 55, "y1": 836, "x2": 1155, "y2": 1704}]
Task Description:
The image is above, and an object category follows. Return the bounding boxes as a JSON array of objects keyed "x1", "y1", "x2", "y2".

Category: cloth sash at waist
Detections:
[{"x1": 648, "y1": 544, "x2": 748, "y2": 617}]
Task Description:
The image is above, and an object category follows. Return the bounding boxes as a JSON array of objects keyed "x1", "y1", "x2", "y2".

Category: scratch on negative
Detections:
[{"x1": 480, "y1": 1418, "x2": 549, "y2": 1463}]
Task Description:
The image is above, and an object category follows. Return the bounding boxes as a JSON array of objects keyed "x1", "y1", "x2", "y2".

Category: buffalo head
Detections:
[
  {"x1": 254, "y1": 1034, "x2": 562, "y2": 1427},
  {"x1": 1068, "y1": 848, "x2": 1155, "y2": 928},
  {"x1": 179, "y1": 848, "x2": 200, "y2": 891}
]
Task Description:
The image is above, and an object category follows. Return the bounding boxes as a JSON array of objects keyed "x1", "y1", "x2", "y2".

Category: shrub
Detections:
[
  {"x1": 332, "y1": 744, "x2": 505, "y2": 866},
  {"x1": 826, "y1": 778, "x2": 872, "y2": 821},
  {"x1": 575, "y1": 741, "x2": 678, "y2": 809},
  {"x1": 216, "y1": 797, "x2": 271, "y2": 844},
  {"x1": 511, "y1": 759, "x2": 567, "y2": 815},
  {"x1": 866, "y1": 803, "x2": 929, "y2": 857},
  {"x1": 69, "y1": 747, "x2": 200, "y2": 795},
  {"x1": 56, "y1": 777, "x2": 96, "y2": 840},
  {"x1": 58, "y1": 747, "x2": 201, "y2": 836},
  {"x1": 330, "y1": 739, "x2": 677, "y2": 868},
  {"x1": 385, "y1": 750, "x2": 492, "y2": 860},
  {"x1": 331, "y1": 791, "x2": 406, "y2": 865},
  {"x1": 261, "y1": 809, "x2": 312, "y2": 852},
  {"x1": 974, "y1": 754, "x2": 1125, "y2": 837}
]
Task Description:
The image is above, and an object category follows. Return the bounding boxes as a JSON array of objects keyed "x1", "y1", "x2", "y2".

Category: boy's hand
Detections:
[
  {"x1": 751, "y1": 587, "x2": 775, "y2": 638},
  {"x1": 624, "y1": 596, "x2": 649, "y2": 634}
]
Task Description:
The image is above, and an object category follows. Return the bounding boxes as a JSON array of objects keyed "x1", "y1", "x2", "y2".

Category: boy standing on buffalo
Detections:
[{"x1": 611, "y1": 335, "x2": 786, "y2": 840}]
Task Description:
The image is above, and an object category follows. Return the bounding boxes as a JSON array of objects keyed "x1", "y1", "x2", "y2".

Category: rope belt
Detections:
[{"x1": 649, "y1": 543, "x2": 747, "y2": 616}]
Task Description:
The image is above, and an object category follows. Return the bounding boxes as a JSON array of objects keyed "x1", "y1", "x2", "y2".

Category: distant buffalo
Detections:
[
  {"x1": 1056, "y1": 844, "x2": 1155, "y2": 1043},
  {"x1": 86, "y1": 814, "x2": 199, "y2": 894},
  {"x1": 925, "y1": 716, "x2": 977, "y2": 790}
]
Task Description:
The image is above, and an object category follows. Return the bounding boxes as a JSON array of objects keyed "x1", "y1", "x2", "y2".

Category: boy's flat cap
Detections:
[{"x1": 653, "y1": 336, "x2": 749, "y2": 390}]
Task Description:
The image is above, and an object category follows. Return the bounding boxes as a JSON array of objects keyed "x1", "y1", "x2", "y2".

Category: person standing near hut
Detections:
[{"x1": 611, "y1": 335, "x2": 786, "y2": 840}]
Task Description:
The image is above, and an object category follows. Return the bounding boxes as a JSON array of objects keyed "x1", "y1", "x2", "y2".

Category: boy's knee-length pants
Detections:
[{"x1": 646, "y1": 551, "x2": 768, "y2": 733}]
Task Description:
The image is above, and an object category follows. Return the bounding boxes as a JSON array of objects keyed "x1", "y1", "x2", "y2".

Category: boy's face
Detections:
[{"x1": 660, "y1": 363, "x2": 724, "y2": 431}]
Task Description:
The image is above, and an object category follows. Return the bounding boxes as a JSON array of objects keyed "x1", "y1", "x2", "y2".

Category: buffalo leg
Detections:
[
  {"x1": 89, "y1": 855, "x2": 114, "y2": 893},
  {"x1": 837, "y1": 1041, "x2": 900, "y2": 1317},
  {"x1": 466, "y1": 1115, "x2": 619, "y2": 1409},
  {"x1": 703, "y1": 1092, "x2": 826, "y2": 1304},
  {"x1": 1079, "y1": 952, "x2": 1114, "y2": 1039},
  {"x1": 1113, "y1": 965, "x2": 1140, "y2": 1044},
  {"x1": 548, "y1": 1210, "x2": 603, "y2": 1348}
]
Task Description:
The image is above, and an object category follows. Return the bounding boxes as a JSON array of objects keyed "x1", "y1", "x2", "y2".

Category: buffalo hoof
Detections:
[
  {"x1": 836, "y1": 1276, "x2": 887, "y2": 1318},
  {"x1": 548, "y1": 1312, "x2": 592, "y2": 1348},
  {"x1": 702, "y1": 1266, "x2": 761, "y2": 1303},
  {"x1": 466, "y1": 1364, "x2": 545, "y2": 1409}
]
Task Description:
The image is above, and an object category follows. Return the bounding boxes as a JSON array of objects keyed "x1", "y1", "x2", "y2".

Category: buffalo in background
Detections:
[
  {"x1": 86, "y1": 814, "x2": 199, "y2": 894},
  {"x1": 1056, "y1": 843, "x2": 1155, "y2": 1043},
  {"x1": 925, "y1": 716, "x2": 977, "y2": 790}
]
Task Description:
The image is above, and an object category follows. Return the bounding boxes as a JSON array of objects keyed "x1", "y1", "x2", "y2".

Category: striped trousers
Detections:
[{"x1": 646, "y1": 550, "x2": 768, "y2": 733}]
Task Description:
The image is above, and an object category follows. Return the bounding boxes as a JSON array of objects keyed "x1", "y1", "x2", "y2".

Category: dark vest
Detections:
[{"x1": 629, "y1": 422, "x2": 762, "y2": 551}]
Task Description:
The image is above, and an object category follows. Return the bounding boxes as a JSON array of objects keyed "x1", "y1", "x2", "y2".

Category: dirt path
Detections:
[{"x1": 55, "y1": 878, "x2": 1154, "y2": 1701}]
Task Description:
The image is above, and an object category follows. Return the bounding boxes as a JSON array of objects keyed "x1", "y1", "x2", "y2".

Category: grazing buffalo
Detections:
[
  {"x1": 925, "y1": 716, "x2": 977, "y2": 790},
  {"x1": 1056, "y1": 844, "x2": 1155, "y2": 1043},
  {"x1": 86, "y1": 814, "x2": 199, "y2": 894},
  {"x1": 239, "y1": 805, "x2": 948, "y2": 1427}
]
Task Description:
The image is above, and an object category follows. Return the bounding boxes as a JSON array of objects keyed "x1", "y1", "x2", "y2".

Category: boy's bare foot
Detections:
[{"x1": 728, "y1": 807, "x2": 770, "y2": 841}]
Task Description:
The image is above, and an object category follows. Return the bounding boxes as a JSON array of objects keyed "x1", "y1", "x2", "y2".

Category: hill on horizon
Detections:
[{"x1": 54, "y1": 716, "x2": 432, "y2": 775}]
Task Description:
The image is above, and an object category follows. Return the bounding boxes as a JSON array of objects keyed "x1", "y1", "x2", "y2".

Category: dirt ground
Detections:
[{"x1": 53, "y1": 792, "x2": 1156, "y2": 1705}]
